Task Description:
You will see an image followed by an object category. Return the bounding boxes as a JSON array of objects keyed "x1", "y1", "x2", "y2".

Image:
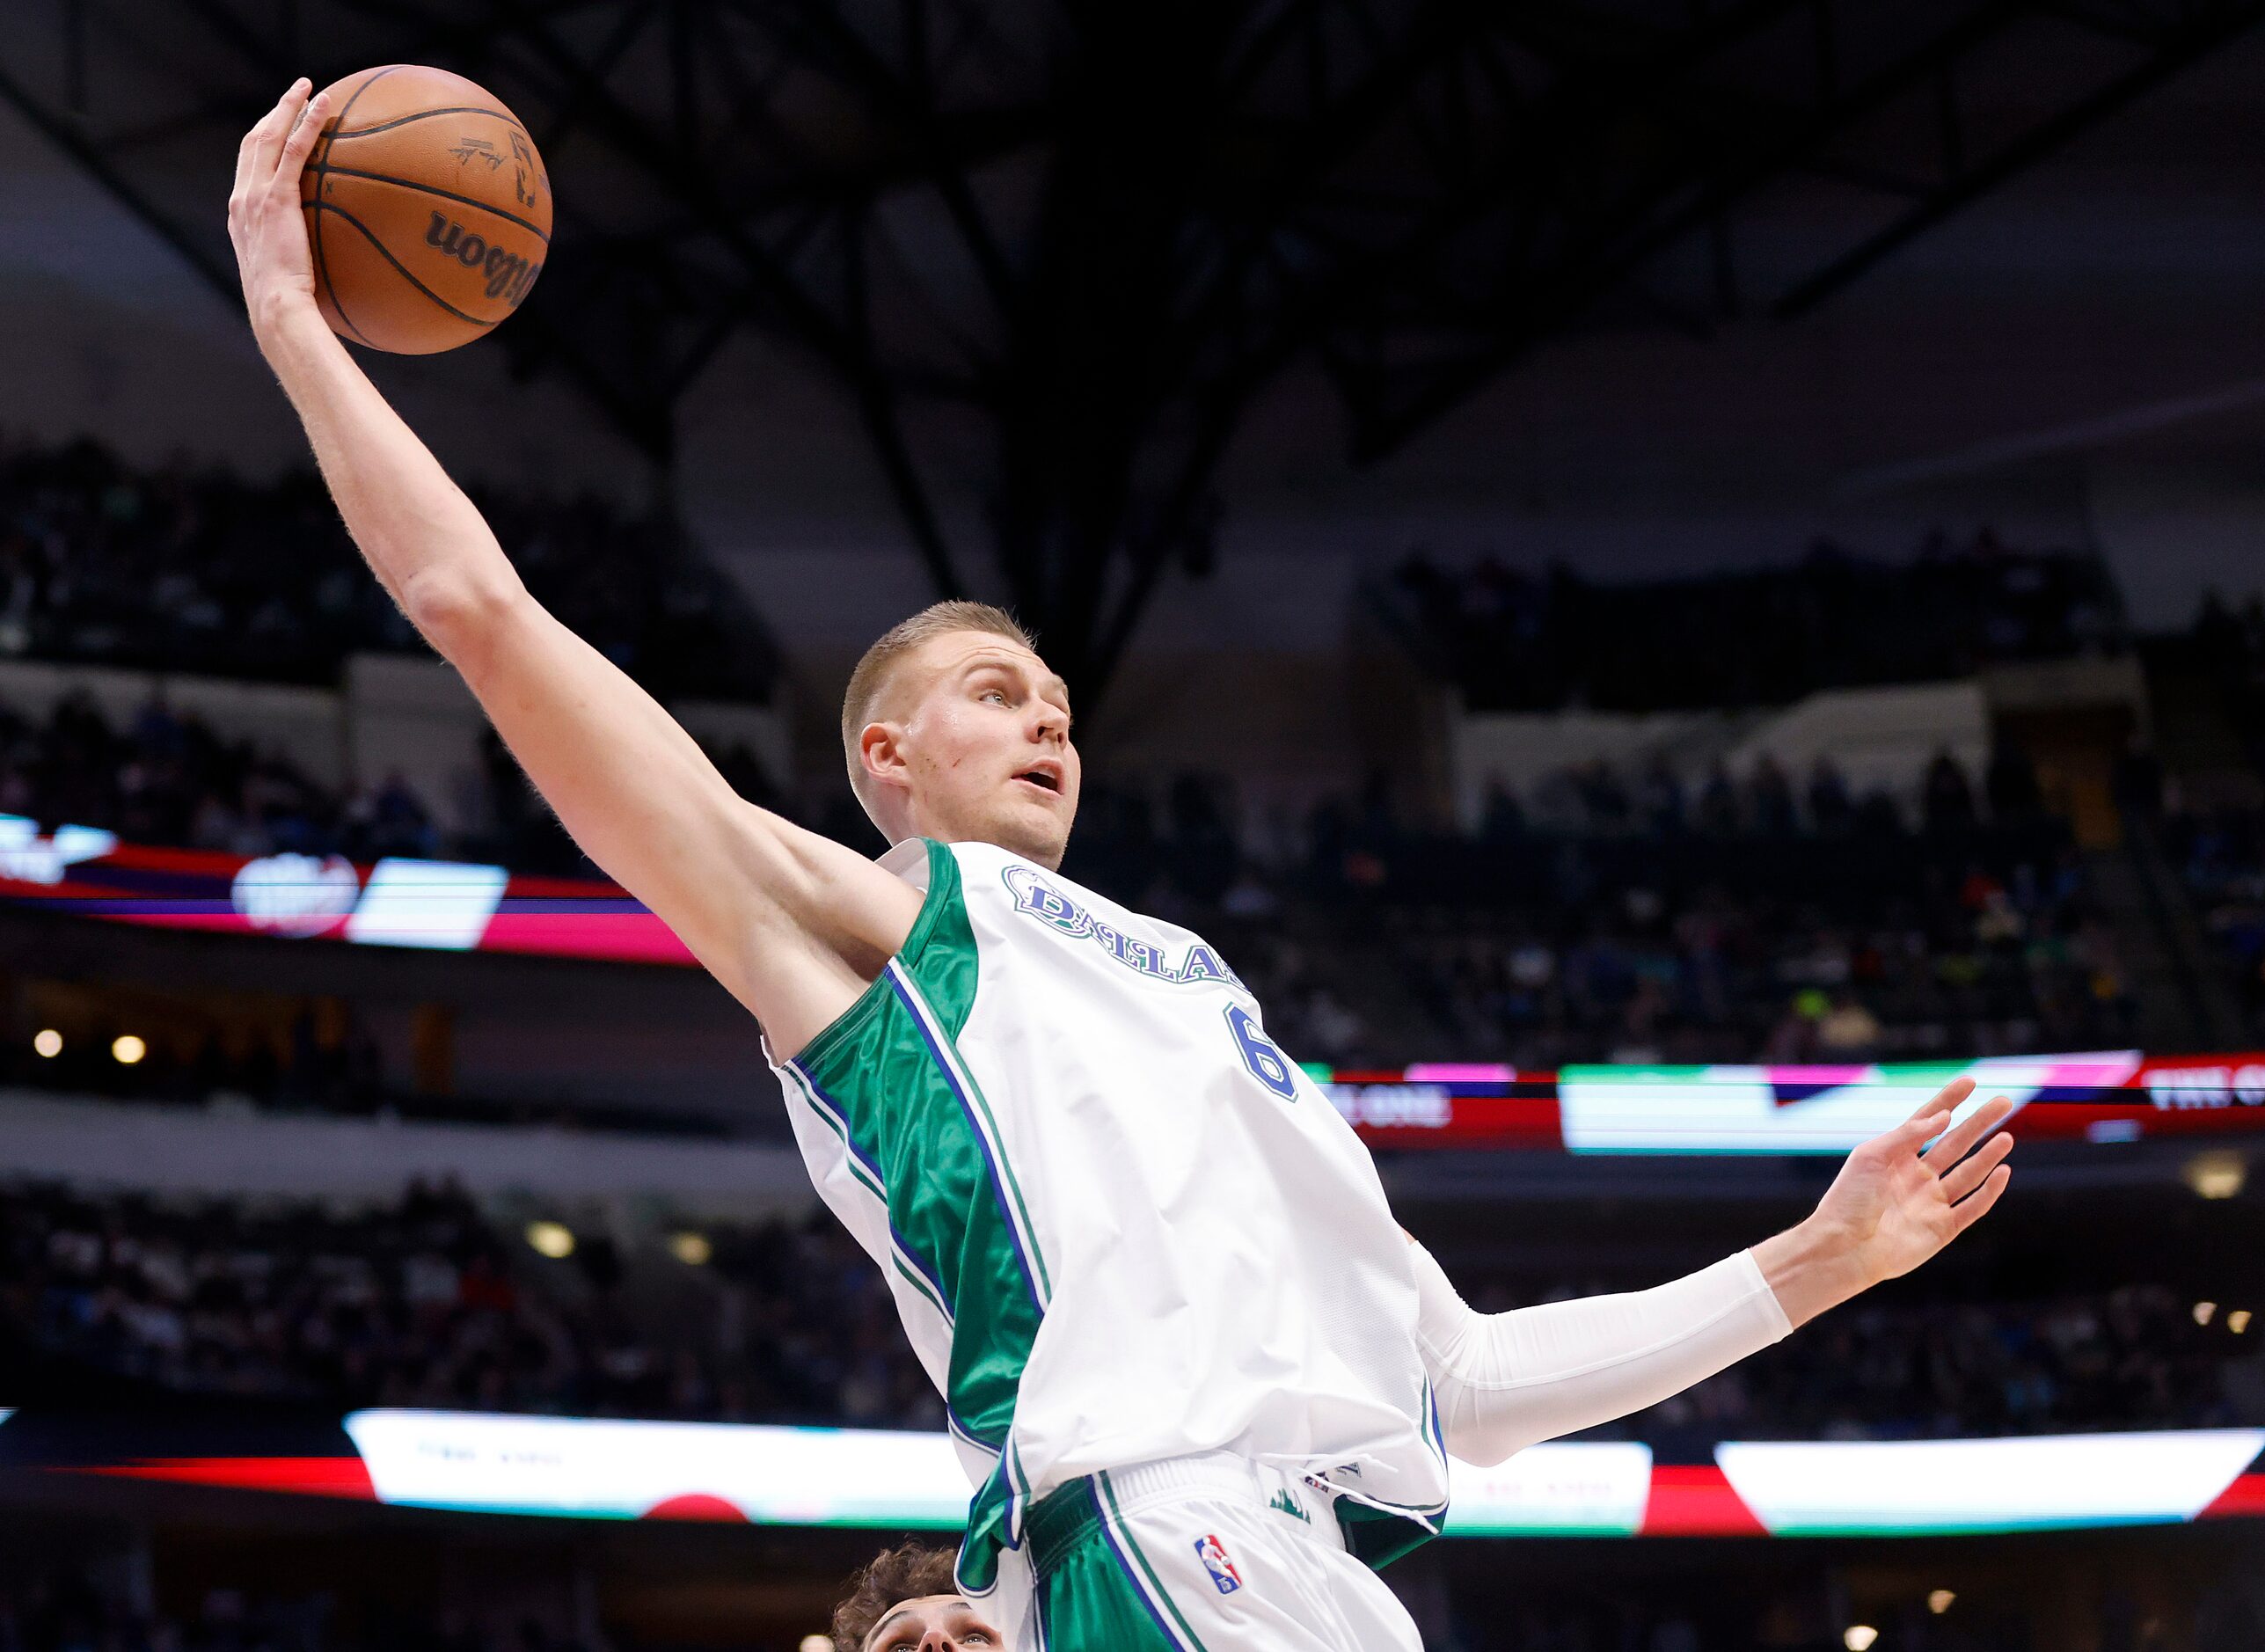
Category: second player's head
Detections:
[
  {"x1": 843, "y1": 602, "x2": 1079, "y2": 869},
  {"x1": 831, "y1": 1541, "x2": 1005, "y2": 1651}
]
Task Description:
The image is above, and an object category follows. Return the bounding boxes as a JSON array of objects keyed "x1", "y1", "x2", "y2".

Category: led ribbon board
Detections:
[
  {"x1": 1553, "y1": 1054, "x2": 2137, "y2": 1154},
  {"x1": 0, "y1": 820, "x2": 695, "y2": 964},
  {"x1": 18, "y1": 1409, "x2": 2262, "y2": 1535},
  {"x1": 310, "y1": 1415, "x2": 2265, "y2": 1536},
  {"x1": 1324, "y1": 1053, "x2": 2265, "y2": 1151}
]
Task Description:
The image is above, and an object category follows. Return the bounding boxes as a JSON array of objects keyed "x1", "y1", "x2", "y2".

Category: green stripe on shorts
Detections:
[{"x1": 1031, "y1": 1480, "x2": 1187, "y2": 1652}]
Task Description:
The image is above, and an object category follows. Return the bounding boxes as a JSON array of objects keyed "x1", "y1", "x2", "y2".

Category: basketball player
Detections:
[
  {"x1": 230, "y1": 78, "x2": 2018, "y2": 1652},
  {"x1": 834, "y1": 1544, "x2": 1008, "y2": 1652}
]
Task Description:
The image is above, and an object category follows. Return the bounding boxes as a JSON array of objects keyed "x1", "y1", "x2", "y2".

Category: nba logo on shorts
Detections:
[{"x1": 1194, "y1": 1533, "x2": 1242, "y2": 1596}]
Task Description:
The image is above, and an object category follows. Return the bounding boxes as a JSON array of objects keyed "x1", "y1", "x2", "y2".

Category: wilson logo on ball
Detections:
[{"x1": 424, "y1": 213, "x2": 542, "y2": 305}]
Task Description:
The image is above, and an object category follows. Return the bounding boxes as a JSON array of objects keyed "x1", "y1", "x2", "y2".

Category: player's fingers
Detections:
[
  {"x1": 245, "y1": 78, "x2": 311, "y2": 185},
  {"x1": 1947, "y1": 1163, "x2": 2013, "y2": 1234},
  {"x1": 1936, "y1": 1129, "x2": 2014, "y2": 1203},
  {"x1": 231, "y1": 83, "x2": 298, "y2": 194},
  {"x1": 1888, "y1": 1108, "x2": 1952, "y2": 1155},
  {"x1": 279, "y1": 90, "x2": 329, "y2": 179},
  {"x1": 1921, "y1": 1094, "x2": 2015, "y2": 1166},
  {"x1": 1901, "y1": 1075, "x2": 1974, "y2": 1126},
  {"x1": 232, "y1": 102, "x2": 280, "y2": 198},
  {"x1": 232, "y1": 125, "x2": 258, "y2": 199}
]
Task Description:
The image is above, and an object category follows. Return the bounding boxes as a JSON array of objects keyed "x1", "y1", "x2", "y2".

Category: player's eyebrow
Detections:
[
  {"x1": 961, "y1": 653, "x2": 1072, "y2": 712},
  {"x1": 863, "y1": 1600, "x2": 976, "y2": 1649},
  {"x1": 861, "y1": 1609, "x2": 916, "y2": 1649}
]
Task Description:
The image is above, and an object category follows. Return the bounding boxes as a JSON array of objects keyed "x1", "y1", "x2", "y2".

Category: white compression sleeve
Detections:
[{"x1": 1408, "y1": 1241, "x2": 1794, "y2": 1466}]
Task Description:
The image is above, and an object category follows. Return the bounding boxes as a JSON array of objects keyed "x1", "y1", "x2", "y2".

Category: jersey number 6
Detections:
[{"x1": 1225, "y1": 1005, "x2": 1298, "y2": 1102}]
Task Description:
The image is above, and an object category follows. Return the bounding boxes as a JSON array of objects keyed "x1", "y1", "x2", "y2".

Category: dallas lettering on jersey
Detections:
[{"x1": 1001, "y1": 866, "x2": 1246, "y2": 990}]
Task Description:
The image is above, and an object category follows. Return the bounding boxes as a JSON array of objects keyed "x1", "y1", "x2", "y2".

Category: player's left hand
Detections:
[{"x1": 1807, "y1": 1076, "x2": 2016, "y2": 1289}]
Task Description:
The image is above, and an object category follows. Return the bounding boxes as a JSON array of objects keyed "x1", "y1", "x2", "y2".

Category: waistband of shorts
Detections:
[{"x1": 1025, "y1": 1452, "x2": 1339, "y2": 1578}]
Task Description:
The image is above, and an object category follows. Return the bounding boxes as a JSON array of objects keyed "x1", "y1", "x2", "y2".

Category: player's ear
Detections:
[{"x1": 859, "y1": 720, "x2": 910, "y2": 791}]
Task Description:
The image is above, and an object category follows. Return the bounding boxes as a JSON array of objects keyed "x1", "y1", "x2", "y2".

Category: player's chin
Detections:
[{"x1": 993, "y1": 797, "x2": 1072, "y2": 869}]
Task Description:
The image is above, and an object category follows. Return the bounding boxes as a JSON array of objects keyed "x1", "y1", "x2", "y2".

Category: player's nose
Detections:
[{"x1": 917, "y1": 1633, "x2": 956, "y2": 1652}]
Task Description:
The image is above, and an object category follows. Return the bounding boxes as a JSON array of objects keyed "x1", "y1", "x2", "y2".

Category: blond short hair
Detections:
[{"x1": 841, "y1": 601, "x2": 1034, "y2": 800}]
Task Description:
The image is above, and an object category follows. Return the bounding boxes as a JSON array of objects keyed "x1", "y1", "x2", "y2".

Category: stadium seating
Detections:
[{"x1": 6, "y1": 1175, "x2": 2254, "y2": 1446}]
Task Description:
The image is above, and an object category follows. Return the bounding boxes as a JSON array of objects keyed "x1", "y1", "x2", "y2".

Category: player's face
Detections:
[
  {"x1": 881, "y1": 632, "x2": 1080, "y2": 868},
  {"x1": 860, "y1": 1594, "x2": 1005, "y2": 1652}
]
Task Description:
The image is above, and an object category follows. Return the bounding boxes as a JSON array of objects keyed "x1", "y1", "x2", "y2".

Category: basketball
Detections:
[{"x1": 298, "y1": 65, "x2": 551, "y2": 355}]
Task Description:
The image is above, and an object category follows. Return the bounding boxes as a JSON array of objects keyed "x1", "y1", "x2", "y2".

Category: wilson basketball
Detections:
[{"x1": 299, "y1": 66, "x2": 551, "y2": 355}]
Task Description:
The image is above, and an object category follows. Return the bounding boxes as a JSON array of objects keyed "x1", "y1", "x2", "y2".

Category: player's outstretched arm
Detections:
[
  {"x1": 228, "y1": 81, "x2": 917, "y2": 1049},
  {"x1": 1408, "y1": 1078, "x2": 2014, "y2": 1466}
]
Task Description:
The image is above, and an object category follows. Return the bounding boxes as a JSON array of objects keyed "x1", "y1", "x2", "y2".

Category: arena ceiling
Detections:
[{"x1": 4, "y1": 0, "x2": 2261, "y2": 693}]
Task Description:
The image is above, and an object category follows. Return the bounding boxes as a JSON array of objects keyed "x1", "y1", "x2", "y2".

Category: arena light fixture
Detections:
[
  {"x1": 2232, "y1": 1311, "x2": 2253, "y2": 1335},
  {"x1": 525, "y1": 1221, "x2": 575, "y2": 1260},
  {"x1": 1844, "y1": 1627, "x2": 1879, "y2": 1651},
  {"x1": 31, "y1": 1028, "x2": 60, "y2": 1058},
  {"x1": 799, "y1": 1638, "x2": 831, "y2": 1652},
  {"x1": 2196, "y1": 1301, "x2": 2219, "y2": 1326},
  {"x1": 2184, "y1": 1151, "x2": 2246, "y2": 1201},
  {"x1": 669, "y1": 1232, "x2": 712, "y2": 1267},
  {"x1": 110, "y1": 1034, "x2": 146, "y2": 1065},
  {"x1": 1928, "y1": 1590, "x2": 1955, "y2": 1615}
]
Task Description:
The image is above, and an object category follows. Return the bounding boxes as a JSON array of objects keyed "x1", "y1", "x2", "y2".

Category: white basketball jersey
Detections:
[{"x1": 769, "y1": 838, "x2": 1450, "y2": 1593}]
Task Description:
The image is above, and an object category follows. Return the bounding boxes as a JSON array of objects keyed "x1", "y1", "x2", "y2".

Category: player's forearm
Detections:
[
  {"x1": 1407, "y1": 1241, "x2": 1792, "y2": 1466},
  {"x1": 255, "y1": 300, "x2": 526, "y2": 653}
]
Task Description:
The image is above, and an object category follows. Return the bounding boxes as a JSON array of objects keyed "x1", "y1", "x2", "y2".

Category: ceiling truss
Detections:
[{"x1": 4, "y1": 0, "x2": 2258, "y2": 697}]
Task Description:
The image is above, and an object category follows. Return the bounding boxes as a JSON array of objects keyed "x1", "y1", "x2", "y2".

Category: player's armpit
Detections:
[{"x1": 447, "y1": 588, "x2": 923, "y2": 1048}]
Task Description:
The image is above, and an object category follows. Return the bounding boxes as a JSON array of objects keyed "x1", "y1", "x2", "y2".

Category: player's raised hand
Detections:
[
  {"x1": 1808, "y1": 1077, "x2": 2016, "y2": 1287},
  {"x1": 1750, "y1": 1076, "x2": 2017, "y2": 1327},
  {"x1": 226, "y1": 78, "x2": 329, "y2": 337}
]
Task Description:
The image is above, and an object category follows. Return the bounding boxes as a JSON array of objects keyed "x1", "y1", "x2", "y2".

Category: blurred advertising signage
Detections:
[
  {"x1": 39, "y1": 1411, "x2": 2258, "y2": 1538},
  {"x1": 344, "y1": 1410, "x2": 972, "y2": 1527},
  {"x1": 1319, "y1": 1067, "x2": 1564, "y2": 1149},
  {"x1": 1320, "y1": 1054, "x2": 2265, "y2": 1151},
  {"x1": 1553, "y1": 1055, "x2": 2140, "y2": 1155},
  {"x1": 1713, "y1": 1429, "x2": 2265, "y2": 1535},
  {"x1": 0, "y1": 815, "x2": 697, "y2": 965}
]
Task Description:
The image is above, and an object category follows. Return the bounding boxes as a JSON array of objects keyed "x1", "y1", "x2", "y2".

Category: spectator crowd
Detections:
[
  {"x1": 0, "y1": 679, "x2": 2122, "y2": 1082},
  {"x1": 4, "y1": 1540, "x2": 2256, "y2": 1652},
  {"x1": 1, "y1": 1178, "x2": 938, "y2": 1430},
  {"x1": 1383, "y1": 804, "x2": 2123, "y2": 1071},
  {"x1": 1379, "y1": 530, "x2": 2127, "y2": 714},
  {"x1": 1062, "y1": 741, "x2": 2123, "y2": 1070},
  {"x1": 0, "y1": 693, "x2": 438, "y2": 866},
  {"x1": 0, "y1": 689, "x2": 800, "y2": 885},
  {"x1": 4, "y1": 1177, "x2": 2254, "y2": 1449},
  {"x1": 0, "y1": 434, "x2": 773, "y2": 701},
  {"x1": 0, "y1": 1568, "x2": 613, "y2": 1652}
]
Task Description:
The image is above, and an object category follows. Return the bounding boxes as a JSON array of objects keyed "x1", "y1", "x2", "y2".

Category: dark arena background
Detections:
[{"x1": 3, "y1": 2, "x2": 2265, "y2": 1648}]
